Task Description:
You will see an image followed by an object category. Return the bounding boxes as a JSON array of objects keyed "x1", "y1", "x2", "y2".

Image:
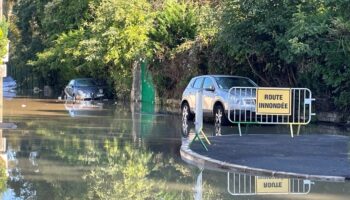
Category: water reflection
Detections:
[
  {"x1": 64, "y1": 100, "x2": 104, "y2": 117},
  {"x1": 0, "y1": 98, "x2": 349, "y2": 199},
  {"x1": 188, "y1": 167, "x2": 350, "y2": 200},
  {"x1": 0, "y1": 141, "x2": 6, "y2": 196},
  {"x1": 3, "y1": 76, "x2": 17, "y2": 100},
  {"x1": 0, "y1": 79, "x2": 9, "y2": 197},
  {"x1": 2, "y1": 98, "x2": 197, "y2": 199},
  {"x1": 182, "y1": 118, "x2": 223, "y2": 138}
]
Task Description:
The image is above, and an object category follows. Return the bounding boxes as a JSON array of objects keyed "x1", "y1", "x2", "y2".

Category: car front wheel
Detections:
[
  {"x1": 214, "y1": 104, "x2": 229, "y2": 126},
  {"x1": 182, "y1": 103, "x2": 194, "y2": 122},
  {"x1": 72, "y1": 95, "x2": 77, "y2": 104}
]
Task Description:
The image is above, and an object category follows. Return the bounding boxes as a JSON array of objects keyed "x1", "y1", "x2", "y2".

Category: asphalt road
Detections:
[{"x1": 191, "y1": 134, "x2": 350, "y2": 179}]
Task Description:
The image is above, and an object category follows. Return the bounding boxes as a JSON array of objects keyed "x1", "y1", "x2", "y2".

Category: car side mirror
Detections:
[{"x1": 205, "y1": 86, "x2": 215, "y2": 92}]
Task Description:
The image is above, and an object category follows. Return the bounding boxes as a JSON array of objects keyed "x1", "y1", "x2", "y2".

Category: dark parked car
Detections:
[
  {"x1": 3, "y1": 76, "x2": 17, "y2": 99},
  {"x1": 3, "y1": 76, "x2": 17, "y2": 91},
  {"x1": 64, "y1": 78, "x2": 104, "y2": 102}
]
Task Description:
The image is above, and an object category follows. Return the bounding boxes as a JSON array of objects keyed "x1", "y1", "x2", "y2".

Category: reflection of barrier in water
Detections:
[
  {"x1": 194, "y1": 168, "x2": 203, "y2": 200},
  {"x1": 228, "y1": 87, "x2": 316, "y2": 137},
  {"x1": 29, "y1": 151, "x2": 39, "y2": 173},
  {"x1": 190, "y1": 90, "x2": 211, "y2": 151},
  {"x1": 227, "y1": 172, "x2": 314, "y2": 195}
]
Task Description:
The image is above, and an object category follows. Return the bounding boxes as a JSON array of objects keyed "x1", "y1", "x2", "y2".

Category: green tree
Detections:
[
  {"x1": 217, "y1": 0, "x2": 350, "y2": 111},
  {"x1": 29, "y1": 29, "x2": 84, "y2": 89},
  {"x1": 149, "y1": 0, "x2": 218, "y2": 98},
  {"x1": 219, "y1": 0, "x2": 302, "y2": 86},
  {"x1": 313, "y1": 0, "x2": 350, "y2": 110},
  {"x1": 0, "y1": 19, "x2": 9, "y2": 63},
  {"x1": 9, "y1": 0, "x2": 92, "y2": 88},
  {"x1": 86, "y1": 0, "x2": 153, "y2": 98},
  {"x1": 150, "y1": 0, "x2": 198, "y2": 51}
]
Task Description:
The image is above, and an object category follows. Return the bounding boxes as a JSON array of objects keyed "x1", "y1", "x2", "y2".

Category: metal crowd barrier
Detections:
[
  {"x1": 227, "y1": 87, "x2": 315, "y2": 137},
  {"x1": 227, "y1": 172, "x2": 314, "y2": 196}
]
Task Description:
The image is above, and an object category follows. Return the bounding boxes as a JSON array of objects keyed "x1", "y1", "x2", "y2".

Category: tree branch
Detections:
[{"x1": 245, "y1": 53, "x2": 270, "y2": 86}]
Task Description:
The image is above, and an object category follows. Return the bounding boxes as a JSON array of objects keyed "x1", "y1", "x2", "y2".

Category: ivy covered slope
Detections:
[{"x1": 8, "y1": 0, "x2": 350, "y2": 112}]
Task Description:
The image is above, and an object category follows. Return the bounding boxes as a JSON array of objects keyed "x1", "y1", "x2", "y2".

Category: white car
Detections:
[{"x1": 181, "y1": 75, "x2": 258, "y2": 125}]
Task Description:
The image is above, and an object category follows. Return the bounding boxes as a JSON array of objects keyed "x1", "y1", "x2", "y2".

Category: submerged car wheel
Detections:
[
  {"x1": 214, "y1": 104, "x2": 229, "y2": 126},
  {"x1": 182, "y1": 103, "x2": 194, "y2": 122},
  {"x1": 72, "y1": 95, "x2": 77, "y2": 104}
]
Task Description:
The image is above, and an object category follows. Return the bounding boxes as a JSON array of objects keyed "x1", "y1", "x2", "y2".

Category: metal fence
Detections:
[
  {"x1": 227, "y1": 87, "x2": 315, "y2": 137},
  {"x1": 227, "y1": 172, "x2": 313, "y2": 196}
]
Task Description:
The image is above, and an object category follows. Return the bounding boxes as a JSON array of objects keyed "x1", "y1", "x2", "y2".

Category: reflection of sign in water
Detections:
[
  {"x1": 256, "y1": 177, "x2": 289, "y2": 194},
  {"x1": 256, "y1": 88, "x2": 291, "y2": 115},
  {"x1": 227, "y1": 172, "x2": 313, "y2": 196}
]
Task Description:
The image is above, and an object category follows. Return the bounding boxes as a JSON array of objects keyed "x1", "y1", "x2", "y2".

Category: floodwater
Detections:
[{"x1": 0, "y1": 98, "x2": 349, "y2": 199}]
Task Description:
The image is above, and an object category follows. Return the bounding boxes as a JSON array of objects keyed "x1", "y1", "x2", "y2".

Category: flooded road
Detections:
[{"x1": 0, "y1": 98, "x2": 349, "y2": 199}]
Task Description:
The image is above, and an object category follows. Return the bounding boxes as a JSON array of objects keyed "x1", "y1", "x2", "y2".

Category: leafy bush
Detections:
[
  {"x1": 9, "y1": 0, "x2": 350, "y2": 112},
  {"x1": 150, "y1": 0, "x2": 198, "y2": 51},
  {"x1": 0, "y1": 19, "x2": 8, "y2": 63}
]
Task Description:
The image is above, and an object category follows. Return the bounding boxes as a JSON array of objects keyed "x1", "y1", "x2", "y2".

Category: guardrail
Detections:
[{"x1": 228, "y1": 87, "x2": 316, "y2": 137}]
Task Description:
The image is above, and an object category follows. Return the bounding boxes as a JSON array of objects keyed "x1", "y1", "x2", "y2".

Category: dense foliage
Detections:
[
  {"x1": 7, "y1": 0, "x2": 350, "y2": 112},
  {"x1": 0, "y1": 19, "x2": 8, "y2": 64},
  {"x1": 217, "y1": 0, "x2": 350, "y2": 111}
]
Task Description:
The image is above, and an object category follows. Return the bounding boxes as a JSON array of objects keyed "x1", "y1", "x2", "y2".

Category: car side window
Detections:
[
  {"x1": 193, "y1": 78, "x2": 204, "y2": 89},
  {"x1": 69, "y1": 80, "x2": 74, "y2": 86},
  {"x1": 203, "y1": 78, "x2": 214, "y2": 89}
]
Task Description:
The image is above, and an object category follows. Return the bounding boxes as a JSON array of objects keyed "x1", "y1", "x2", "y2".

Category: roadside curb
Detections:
[{"x1": 180, "y1": 137, "x2": 346, "y2": 182}]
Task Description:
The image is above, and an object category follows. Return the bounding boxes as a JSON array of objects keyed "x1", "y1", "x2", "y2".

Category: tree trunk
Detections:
[
  {"x1": 130, "y1": 61, "x2": 141, "y2": 102},
  {"x1": 245, "y1": 54, "x2": 270, "y2": 86}
]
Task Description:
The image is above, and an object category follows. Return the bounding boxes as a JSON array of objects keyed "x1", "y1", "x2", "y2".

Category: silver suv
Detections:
[{"x1": 181, "y1": 75, "x2": 258, "y2": 125}]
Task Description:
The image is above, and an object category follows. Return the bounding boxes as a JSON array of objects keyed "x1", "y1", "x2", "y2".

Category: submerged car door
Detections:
[
  {"x1": 65, "y1": 80, "x2": 75, "y2": 97},
  {"x1": 202, "y1": 77, "x2": 215, "y2": 115}
]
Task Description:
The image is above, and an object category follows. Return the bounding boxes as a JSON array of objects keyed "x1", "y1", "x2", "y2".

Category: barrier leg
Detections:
[
  {"x1": 238, "y1": 123, "x2": 242, "y2": 136},
  {"x1": 190, "y1": 128, "x2": 210, "y2": 151},
  {"x1": 201, "y1": 130, "x2": 211, "y2": 145},
  {"x1": 289, "y1": 124, "x2": 294, "y2": 138},
  {"x1": 244, "y1": 124, "x2": 249, "y2": 134},
  {"x1": 297, "y1": 125, "x2": 301, "y2": 136},
  {"x1": 190, "y1": 133, "x2": 208, "y2": 151}
]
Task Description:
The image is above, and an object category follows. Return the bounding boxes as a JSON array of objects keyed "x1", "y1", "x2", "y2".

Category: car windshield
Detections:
[
  {"x1": 215, "y1": 77, "x2": 256, "y2": 89},
  {"x1": 75, "y1": 79, "x2": 96, "y2": 87}
]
